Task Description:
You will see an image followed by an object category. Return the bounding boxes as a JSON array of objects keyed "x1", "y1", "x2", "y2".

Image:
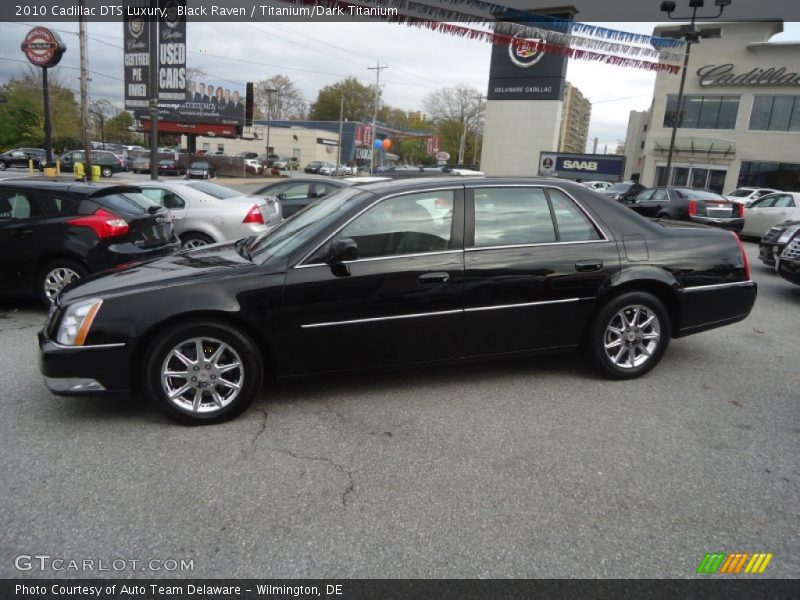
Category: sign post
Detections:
[{"x1": 20, "y1": 27, "x2": 66, "y2": 167}]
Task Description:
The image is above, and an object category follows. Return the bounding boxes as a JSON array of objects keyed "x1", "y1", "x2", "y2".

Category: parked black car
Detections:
[
  {"x1": 0, "y1": 148, "x2": 46, "y2": 170},
  {"x1": 760, "y1": 220, "x2": 800, "y2": 267},
  {"x1": 186, "y1": 161, "x2": 215, "y2": 179},
  {"x1": 38, "y1": 178, "x2": 756, "y2": 424},
  {"x1": 0, "y1": 181, "x2": 179, "y2": 305},
  {"x1": 58, "y1": 150, "x2": 126, "y2": 177},
  {"x1": 626, "y1": 186, "x2": 743, "y2": 230},
  {"x1": 776, "y1": 227, "x2": 800, "y2": 285},
  {"x1": 601, "y1": 181, "x2": 646, "y2": 203},
  {"x1": 158, "y1": 159, "x2": 186, "y2": 176},
  {"x1": 253, "y1": 178, "x2": 348, "y2": 217},
  {"x1": 304, "y1": 161, "x2": 325, "y2": 174}
]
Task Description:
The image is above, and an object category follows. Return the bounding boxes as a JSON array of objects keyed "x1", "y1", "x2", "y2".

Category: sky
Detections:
[{"x1": 2, "y1": 18, "x2": 799, "y2": 153}]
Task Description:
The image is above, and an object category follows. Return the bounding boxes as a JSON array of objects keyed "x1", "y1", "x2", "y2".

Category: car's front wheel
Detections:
[
  {"x1": 37, "y1": 258, "x2": 88, "y2": 306},
  {"x1": 582, "y1": 291, "x2": 670, "y2": 379},
  {"x1": 144, "y1": 321, "x2": 263, "y2": 424},
  {"x1": 101, "y1": 166, "x2": 113, "y2": 177}
]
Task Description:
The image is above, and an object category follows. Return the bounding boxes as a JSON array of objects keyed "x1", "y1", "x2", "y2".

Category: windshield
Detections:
[
  {"x1": 607, "y1": 183, "x2": 632, "y2": 192},
  {"x1": 726, "y1": 188, "x2": 753, "y2": 197},
  {"x1": 249, "y1": 188, "x2": 367, "y2": 262},
  {"x1": 183, "y1": 181, "x2": 239, "y2": 199}
]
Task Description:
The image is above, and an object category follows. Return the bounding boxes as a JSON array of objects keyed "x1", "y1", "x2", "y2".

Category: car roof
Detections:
[
  {"x1": 354, "y1": 176, "x2": 593, "y2": 193},
  {"x1": 0, "y1": 180, "x2": 139, "y2": 196}
]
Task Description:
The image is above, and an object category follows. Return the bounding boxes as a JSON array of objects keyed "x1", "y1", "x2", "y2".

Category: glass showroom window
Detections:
[
  {"x1": 749, "y1": 95, "x2": 800, "y2": 131},
  {"x1": 738, "y1": 161, "x2": 800, "y2": 192},
  {"x1": 663, "y1": 95, "x2": 740, "y2": 129}
]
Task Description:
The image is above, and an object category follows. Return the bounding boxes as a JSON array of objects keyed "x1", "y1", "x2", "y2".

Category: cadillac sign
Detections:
[
  {"x1": 698, "y1": 64, "x2": 800, "y2": 87},
  {"x1": 508, "y1": 32, "x2": 545, "y2": 68}
]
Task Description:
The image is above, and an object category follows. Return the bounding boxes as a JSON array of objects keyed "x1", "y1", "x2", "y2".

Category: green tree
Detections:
[
  {"x1": 309, "y1": 77, "x2": 378, "y2": 122},
  {"x1": 0, "y1": 69, "x2": 81, "y2": 151},
  {"x1": 106, "y1": 110, "x2": 135, "y2": 144}
]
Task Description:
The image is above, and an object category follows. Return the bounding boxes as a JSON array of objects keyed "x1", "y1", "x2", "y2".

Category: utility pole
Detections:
[
  {"x1": 336, "y1": 94, "x2": 344, "y2": 175},
  {"x1": 148, "y1": 1, "x2": 159, "y2": 181},
  {"x1": 78, "y1": 0, "x2": 92, "y2": 179},
  {"x1": 263, "y1": 87, "x2": 276, "y2": 169},
  {"x1": 367, "y1": 61, "x2": 387, "y2": 175}
]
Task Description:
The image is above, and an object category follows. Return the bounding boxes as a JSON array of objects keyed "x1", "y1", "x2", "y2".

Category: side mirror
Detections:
[{"x1": 327, "y1": 237, "x2": 358, "y2": 264}]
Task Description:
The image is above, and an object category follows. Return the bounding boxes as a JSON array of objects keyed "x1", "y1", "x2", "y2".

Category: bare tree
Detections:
[
  {"x1": 255, "y1": 75, "x2": 307, "y2": 121},
  {"x1": 423, "y1": 83, "x2": 485, "y2": 164}
]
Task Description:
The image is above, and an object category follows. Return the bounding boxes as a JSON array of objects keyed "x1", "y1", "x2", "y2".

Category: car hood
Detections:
[{"x1": 59, "y1": 241, "x2": 257, "y2": 304}]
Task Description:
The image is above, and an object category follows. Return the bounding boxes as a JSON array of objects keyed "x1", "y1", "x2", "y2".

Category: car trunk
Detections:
[
  {"x1": 125, "y1": 206, "x2": 174, "y2": 248},
  {"x1": 90, "y1": 188, "x2": 174, "y2": 248}
]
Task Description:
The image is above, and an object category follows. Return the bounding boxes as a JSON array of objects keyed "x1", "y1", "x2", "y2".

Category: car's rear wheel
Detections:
[
  {"x1": 144, "y1": 322, "x2": 263, "y2": 424},
  {"x1": 101, "y1": 166, "x2": 113, "y2": 177},
  {"x1": 180, "y1": 232, "x2": 214, "y2": 249},
  {"x1": 582, "y1": 291, "x2": 670, "y2": 379},
  {"x1": 38, "y1": 258, "x2": 88, "y2": 306}
]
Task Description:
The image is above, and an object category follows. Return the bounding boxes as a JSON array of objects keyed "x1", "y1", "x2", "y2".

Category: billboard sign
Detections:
[
  {"x1": 487, "y1": 25, "x2": 569, "y2": 101},
  {"x1": 157, "y1": 0, "x2": 187, "y2": 105},
  {"x1": 123, "y1": 1, "x2": 151, "y2": 110},
  {"x1": 539, "y1": 152, "x2": 626, "y2": 182}
]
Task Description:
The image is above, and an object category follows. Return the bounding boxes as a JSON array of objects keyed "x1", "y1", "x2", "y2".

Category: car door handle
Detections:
[
  {"x1": 417, "y1": 272, "x2": 450, "y2": 286},
  {"x1": 575, "y1": 260, "x2": 603, "y2": 272}
]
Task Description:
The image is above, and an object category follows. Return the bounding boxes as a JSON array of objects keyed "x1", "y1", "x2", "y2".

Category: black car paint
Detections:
[
  {"x1": 0, "y1": 148, "x2": 45, "y2": 169},
  {"x1": 39, "y1": 178, "x2": 756, "y2": 395},
  {"x1": 626, "y1": 187, "x2": 743, "y2": 230},
  {"x1": 0, "y1": 181, "x2": 179, "y2": 298},
  {"x1": 758, "y1": 220, "x2": 800, "y2": 267}
]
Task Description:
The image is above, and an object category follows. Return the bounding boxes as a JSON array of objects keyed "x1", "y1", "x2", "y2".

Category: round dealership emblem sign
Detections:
[
  {"x1": 21, "y1": 27, "x2": 66, "y2": 68},
  {"x1": 508, "y1": 31, "x2": 545, "y2": 68},
  {"x1": 542, "y1": 157, "x2": 554, "y2": 169}
]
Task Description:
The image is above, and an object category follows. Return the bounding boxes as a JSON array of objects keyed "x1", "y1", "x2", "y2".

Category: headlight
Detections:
[
  {"x1": 56, "y1": 298, "x2": 103, "y2": 346},
  {"x1": 777, "y1": 225, "x2": 800, "y2": 244}
]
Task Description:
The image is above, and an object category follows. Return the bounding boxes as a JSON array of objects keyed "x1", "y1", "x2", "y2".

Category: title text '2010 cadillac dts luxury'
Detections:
[{"x1": 39, "y1": 178, "x2": 756, "y2": 424}]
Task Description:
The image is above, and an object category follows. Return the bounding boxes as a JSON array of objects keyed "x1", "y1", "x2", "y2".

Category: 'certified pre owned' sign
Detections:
[{"x1": 20, "y1": 27, "x2": 65, "y2": 68}]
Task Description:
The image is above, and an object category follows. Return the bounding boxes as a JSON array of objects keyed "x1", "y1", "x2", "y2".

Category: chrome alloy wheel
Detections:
[
  {"x1": 603, "y1": 304, "x2": 661, "y2": 370},
  {"x1": 182, "y1": 238, "x2": 209, "y2": 250},
  {"x1": 161, "y1": 337, "x2": 244, "y2": 413},
  {"x1": 44, "y1": 267, "x2": 81, "y2": 303}
]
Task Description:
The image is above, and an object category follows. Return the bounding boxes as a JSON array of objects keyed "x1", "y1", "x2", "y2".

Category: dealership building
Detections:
[{"x1": 626, "y1": 20, "x2": 800, "y2": 193}]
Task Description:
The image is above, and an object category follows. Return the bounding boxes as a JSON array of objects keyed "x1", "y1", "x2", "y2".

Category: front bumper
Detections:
[
  {"x1": 758, "y1": 242, "x2": 784, "y2": 266},
  {"x1": 776, "y1": 257, "x2": 800, "y2": 285},
  {"x1": 39, "y1": 333, "x2": 133, "y2": 396},
  {"x1": 689, "y1": 216, "x2": 744, "y2": 231}
]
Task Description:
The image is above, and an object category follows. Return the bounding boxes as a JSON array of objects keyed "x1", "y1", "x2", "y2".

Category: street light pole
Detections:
[
  {"x1": 659, "y1": 0, "x2": 730, "y2": 186},
  {"x1": 263, "y1": 87, "x2": 276, "y2": 168}
]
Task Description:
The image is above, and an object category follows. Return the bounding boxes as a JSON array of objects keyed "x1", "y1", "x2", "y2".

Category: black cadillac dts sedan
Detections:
[{"x1": 39, "y1": 178, "x2": 757, "y2": 424}]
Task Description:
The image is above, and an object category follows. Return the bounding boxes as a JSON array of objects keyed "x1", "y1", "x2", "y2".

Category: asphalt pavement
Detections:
[{"x1": 0, "y1": 242, "x2": 798, "y2": 579}]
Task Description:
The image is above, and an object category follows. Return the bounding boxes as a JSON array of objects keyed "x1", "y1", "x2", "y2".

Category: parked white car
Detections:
[
  {"x1": 244, "y1": 158, "x2": 264, "y2": 175},
  {"x1": 318, "y1": 162, "x2": 337, "y2": 176},
  {"x1": 724, "y1": 186, "x2": 780, "y2": 207},
  {"x1": 740, "y1": 192, "x2": 800, "y2": 238},
  {"x1": 138, "y1": 180, "x2": 282, "y2": 249},
  {"x1": 336, "y1": 164, "x2": 353, "y2": 176},
  {"x1": 582, "y1": 181, "x2": 612, "y2": 191}
]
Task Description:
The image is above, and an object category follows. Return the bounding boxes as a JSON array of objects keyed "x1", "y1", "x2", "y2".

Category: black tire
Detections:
[
  {"x1": 179, "y1": 231, "x2": 214, "y2": 249},
  {"x1": 144, "y1": 321, "x2": 263, "y2": 425},
  {"x1": 0, "y1": 162, "x2": 7, "y2": 171},
  {"x1": 581, "y1": 291, "x2": 671, "y2": 380},
  {"x1": 101, "y1": 166, "x2": 113, "y2": 178},
  {"x1": 37, "y1": 258, "x2": 88, "y2": 306}
]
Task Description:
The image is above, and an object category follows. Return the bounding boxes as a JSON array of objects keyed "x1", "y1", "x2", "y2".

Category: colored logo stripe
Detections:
[{"x1": 697, "y1": 552, "x2": 773, "y2": 574}]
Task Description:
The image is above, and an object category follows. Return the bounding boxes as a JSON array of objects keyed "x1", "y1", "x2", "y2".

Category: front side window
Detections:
[
  {"x1": 336, "y1": 191, "x2": 455, "y2": 259},
  {"x1": 749, "y1": 195, "x2": 779, "y2": 208}
]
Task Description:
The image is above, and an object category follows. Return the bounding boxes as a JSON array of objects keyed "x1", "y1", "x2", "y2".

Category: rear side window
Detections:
[
  {"x1": 473, "y1": 187, "x2": 555, "y2": 247},
  {"x1": 0, "y1": 190, "x2": 36, "y2": 219},
  {"x1": 93, "y1": 191, "x2": 160, "y2": 215},
  {"x1": 37, "y1": 192, "x2": 79, "y2": 215},
  {"x1": 675, "y1": 189, "x2": 725, "y2": 201},
  {"x1": 548, "y1": 189, "x2": 602, "y2": 242}
]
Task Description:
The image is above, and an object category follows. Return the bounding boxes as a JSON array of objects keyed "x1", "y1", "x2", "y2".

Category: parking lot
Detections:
[{"x1": 0, "y1": 240, "x2": 798, "y2": 579}]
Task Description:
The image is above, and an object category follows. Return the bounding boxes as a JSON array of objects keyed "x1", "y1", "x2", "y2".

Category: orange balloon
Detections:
[{"x1": 382, "y1": 139, "x2": 392, "y2": 150}]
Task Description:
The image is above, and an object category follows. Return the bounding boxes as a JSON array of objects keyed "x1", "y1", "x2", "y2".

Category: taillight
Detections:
[
  {"x1": 67, "y1": 208, "x2": 129, "y2": 238},
  {"x1": 737, "y1": 202, "x2": 744, "y2": 218},
  {"x1": 687, "y1": 200, "x2": 698, "y2": 216},
  {"x1": 242, "y1": 205, "x2": 264, "y2": 224},
  {"x1": 732, "y1": 231, "x2": 750, "y2": 280}
]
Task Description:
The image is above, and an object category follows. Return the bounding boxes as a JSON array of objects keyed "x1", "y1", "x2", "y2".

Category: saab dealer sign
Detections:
[{"x1": 539, "y1": 152, "x2": 626, "y2": 182}]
